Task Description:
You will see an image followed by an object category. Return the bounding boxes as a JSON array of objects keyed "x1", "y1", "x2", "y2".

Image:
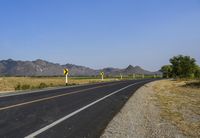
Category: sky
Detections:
[{"x1": 0, "y1": 0, "x2": 200, "y2": 71}]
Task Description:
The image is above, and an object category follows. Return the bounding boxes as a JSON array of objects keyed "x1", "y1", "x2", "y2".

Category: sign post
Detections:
[
  {"x1": 64, "y1": 68, "x2": 69, "y2": 85},
  {"x1": 133, "y1": 73, "x2": 135, "y2": 79},
  {"x1": 100, "y1": 72, "x2": 104, "y2": 81},
  {"x1": 120, "y1": 74, "x2": 123, "y2": 80}
]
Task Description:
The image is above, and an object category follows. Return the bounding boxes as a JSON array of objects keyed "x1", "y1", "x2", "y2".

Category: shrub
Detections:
[
  {"x1": 31, "y1": 86, "x2": 36, "y2": 90},
  {"x1": 170, "y1": 55, "x2": 197, "y2": 78},
  {"x1": 160, "y1": 65, "x2": 172, "y2": 78},
  {"x1": 184, "y1": 81, "x2": 200, "y2": 88},
  {"x1": 38, "y1": 82, "x2": 48, "y2": 89},
  {"x1": 15, "y1": 83, "x2": 21, "y2": 90},
  {"x1": 21, "y1": 84, "x2": 30, "y2": 90}
]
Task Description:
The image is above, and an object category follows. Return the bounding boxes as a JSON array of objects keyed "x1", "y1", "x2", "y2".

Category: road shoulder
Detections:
[{"x1": 101, "y1": 81, "x2": 186, "y2": 138}]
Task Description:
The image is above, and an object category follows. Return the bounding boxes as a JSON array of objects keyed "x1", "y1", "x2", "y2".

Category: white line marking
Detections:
[
  {"x1": 0, "y1": 82, "x2": 123, "y2": 111},
  {"x1": 25, "y1": 81, "x2": 147, "y2": 138}
]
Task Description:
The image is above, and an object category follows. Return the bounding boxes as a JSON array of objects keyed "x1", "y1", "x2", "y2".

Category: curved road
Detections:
[{"x1": 0, "y1": 79, "x2": 156, "y2": 138}]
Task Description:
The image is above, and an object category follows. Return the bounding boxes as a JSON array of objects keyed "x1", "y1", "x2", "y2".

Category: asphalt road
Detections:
[{"x1": 0, "y1": 79, "x2": 156, "y2": 138}]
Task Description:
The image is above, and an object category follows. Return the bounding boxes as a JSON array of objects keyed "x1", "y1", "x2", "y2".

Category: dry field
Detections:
[
  {"x1": 0, "y1": 77, "x2": 116, "y2": 92},
  {"x1": 153, "y1": 80, "x2": 200, "y2": 137},
  {"x1": 101, "y1": 79, "x2": 200, "y2": 138}
]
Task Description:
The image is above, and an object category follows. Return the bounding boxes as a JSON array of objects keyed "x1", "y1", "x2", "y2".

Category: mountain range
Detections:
[{"x1": 0, "y1": 59, "x2": 162, "y2": 76}]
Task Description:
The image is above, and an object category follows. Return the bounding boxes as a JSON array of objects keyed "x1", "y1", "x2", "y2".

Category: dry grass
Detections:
[
  {"x1": 0, "y1": 77, "x2": 116, "y2": 92},
  {"x1": 153, "y1": 80, "x2": 200, "y2": 137}
]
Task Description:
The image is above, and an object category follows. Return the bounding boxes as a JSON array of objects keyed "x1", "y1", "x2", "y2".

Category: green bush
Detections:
[
  {"x1": 21, "y1": 84, "x2": 31, "y2": 90},
  {"x1": 31, "y1": 86, "x2": 36, "y2": 90},
  {"x1": 38, "y1": 82, "x2": 48, "y2": 89},
  {"x1": 170, "y1": 55, "x2": 197, "y2": 78},
  {"x1": 65, "y1": 83, "x2": 76, "y2": 86},
  {"x1": 15, "y1": 83, "x2": 21, "y2": 90},
  {"x1": 15, "y1": 83, "x2": 30, "y2": 90},
  {"x1": 160, "y1": 65, "x2": 173, "y2": 78}
]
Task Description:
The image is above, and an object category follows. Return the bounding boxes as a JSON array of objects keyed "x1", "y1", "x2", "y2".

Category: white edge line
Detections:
[{"x1": 25, "y1": 81, "x2": 147, "y2": 138}]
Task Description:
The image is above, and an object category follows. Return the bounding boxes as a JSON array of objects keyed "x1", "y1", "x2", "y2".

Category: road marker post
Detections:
[
  {"x1": 120, "y1": 74, "x2": 123, "y2": 80},
  {"x1": 64, "y1": 68, "x2": 69, "y2": 85},
  {"x1": 142, "y1": 74, "x2": 144, "y2": 79},
  {"x1": 100, "y1": 72, "x2": 104, "y2": 81},
  {"x1": 133, "y1": 74, "x2": 135, "y2": 79}
]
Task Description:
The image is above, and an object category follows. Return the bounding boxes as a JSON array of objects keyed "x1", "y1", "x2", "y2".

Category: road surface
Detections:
[{"x1": 0, "y1": 79, "x2": 156, "y2": 138}]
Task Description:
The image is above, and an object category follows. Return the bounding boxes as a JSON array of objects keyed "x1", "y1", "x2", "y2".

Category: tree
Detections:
[
  {"x1": 194, "y1": 65, "x2": 200, "y2": 79},
  {"x1": 160, "y1": 65, "x2": 172, "y2": 78},
  {"x1": 170, "y1": 55, "x2": 197, "y2": 78}
]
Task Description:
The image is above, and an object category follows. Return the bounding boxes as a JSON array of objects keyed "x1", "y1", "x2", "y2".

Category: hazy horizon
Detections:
[{"x1": 1, "y1": 0, "x2": 200, "y2": 71}]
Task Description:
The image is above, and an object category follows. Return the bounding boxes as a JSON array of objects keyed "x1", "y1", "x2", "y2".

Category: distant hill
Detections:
[
  {"x1": 0, "y1": 59, "x2": 63, "y2": 76},
  {"x1": 63, "y1": 64, "x2": 98, "y2": 76},
  {"x1": 121, "y1": 65, "x2": 152, "y2": 75},
  {"x1": 100, "y1": 65, "x2": 160, "y2": 76},
  {"x1": 0, "y1": 59, "x2": 162, "y2": 76}
]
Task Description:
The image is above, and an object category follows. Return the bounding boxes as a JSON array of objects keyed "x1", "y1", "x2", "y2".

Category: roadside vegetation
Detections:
[
  {"x1": 0, "y1": 75, "x2": 160, "y2": 92},
  {"x1": 153, "y1": 80, "x2": 200, "y2": 137},
  {"x1": 0, "y1": 77, "x2": 115, "y2": 92},
  {"x1": 156, "y1": 55, "x2": 200, "y2": 137},
  {"x1": 160, "y1": 55, "x2": 200, "y2": 80}
]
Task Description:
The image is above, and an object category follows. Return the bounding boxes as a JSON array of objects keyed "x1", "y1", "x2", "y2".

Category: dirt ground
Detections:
[{"x1": 101, "y1": 80, "x2": 200, "y2": 138}]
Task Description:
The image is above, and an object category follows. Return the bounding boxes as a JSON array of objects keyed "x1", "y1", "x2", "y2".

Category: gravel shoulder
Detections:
[{"x1": 101, "y1": 81, "x2": 187, "y2": 138}]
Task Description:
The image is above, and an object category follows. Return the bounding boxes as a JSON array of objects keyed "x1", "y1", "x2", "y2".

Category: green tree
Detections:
[
  {"x1": 170, "y1": 55, "x2": 197, "y2": 78},
  {"x1": 160, "y1": 65, "x2": 172, "y2": 78},
  {"x1": 194, "y1": 65, "x2": 200, "y2": 79}
]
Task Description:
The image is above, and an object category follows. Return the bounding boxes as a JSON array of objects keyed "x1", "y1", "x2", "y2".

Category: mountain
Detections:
[
  {"x1": 63, "y1": 64, "x2": 97, "y2": 76},
  {"x1": 101, "y1": 67, "x2": 121, "y2": 75},
  {"x1": 123, "y1": 65, "x2": 152, "y2": 75},
  {"x1": 101, "y1": 65, "x2": 159, "y2": 76},
  {"x1": 0, "y1": 59, "x2": 161, "y2": 76},
  {"x1": 0, "y1": 59, "x2": 63, "y2": 76}
]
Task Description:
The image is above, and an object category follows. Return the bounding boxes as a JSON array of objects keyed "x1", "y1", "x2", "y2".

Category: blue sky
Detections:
[{"x1": 0, "y1": 0, "x2": 199, "y2": 71}]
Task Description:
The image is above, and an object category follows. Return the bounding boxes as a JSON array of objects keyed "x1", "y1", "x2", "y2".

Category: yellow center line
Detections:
[{"x1": 0, "y1": 82, "x2": 123, "y2": 111}]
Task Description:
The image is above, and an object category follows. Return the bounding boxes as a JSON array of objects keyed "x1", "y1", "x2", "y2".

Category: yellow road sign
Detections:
[
  {"x1": 100, "y1": 72, "x2": 104, "y2": 76},
  {"x1": 64, "y1": 68, "x2": 69, "y2": 75}
]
